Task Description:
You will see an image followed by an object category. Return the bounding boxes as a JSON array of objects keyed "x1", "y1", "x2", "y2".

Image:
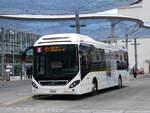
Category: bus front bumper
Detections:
[{"x1": 32, "y1": 86, "x2": 81, "y2": 95}]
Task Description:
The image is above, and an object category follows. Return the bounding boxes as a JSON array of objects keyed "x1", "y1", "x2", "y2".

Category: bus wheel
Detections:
[
  {"x1": 118, "y1": 76, "x2": 122, "y2": 89},
  {"x1": 91, "y1": 79, "x2": 98, "y2": 96}
]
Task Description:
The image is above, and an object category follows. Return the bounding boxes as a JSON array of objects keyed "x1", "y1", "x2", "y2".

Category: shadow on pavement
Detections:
[{"x1": 32, "y1": 86, "x2": 127, "y2": 101}]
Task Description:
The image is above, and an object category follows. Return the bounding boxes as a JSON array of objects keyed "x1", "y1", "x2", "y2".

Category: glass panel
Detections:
[
  {"x1": 34, "y1": 44, "x2": 79, "y2": 80},
  {"x1": 0, "y1": 0, "x2": 139, "y2": 15}
]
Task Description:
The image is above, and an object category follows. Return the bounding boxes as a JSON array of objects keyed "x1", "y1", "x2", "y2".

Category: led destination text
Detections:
[{"x1": 44, "y1": 46, "x2": 65, "y2": 52}]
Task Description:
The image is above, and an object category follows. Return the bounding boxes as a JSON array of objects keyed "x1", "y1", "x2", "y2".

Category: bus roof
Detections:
[{"x1": 34, "y1": 33, "x2": 126, "y2": 51}]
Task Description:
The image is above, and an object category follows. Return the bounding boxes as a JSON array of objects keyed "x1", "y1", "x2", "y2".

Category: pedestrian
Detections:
[
  {"x1": 26, "y1": 66, "x2": 32, "y2": 79},
  {"x1": 28, "y1": 66, "x2": 32, "y2": 79},
  {"x1": 133, "y1": 67, "x2": 137, "y2": 78}
]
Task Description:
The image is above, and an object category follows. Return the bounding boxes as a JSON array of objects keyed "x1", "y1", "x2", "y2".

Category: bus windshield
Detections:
[{"x1": 33, "y1": 44, "x2": 79, "y2": 80}]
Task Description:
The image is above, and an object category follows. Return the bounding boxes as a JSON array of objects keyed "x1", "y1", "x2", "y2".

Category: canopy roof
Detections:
[
  {"x1": 0, "y1": 0, "x2": 141, "y2": 15},
  {"x1": 130, "y1": 22, "x2": 150, "y2": 38},
  {"x1": 1, "y1": 14, "x2": 150, "y2": 41}
]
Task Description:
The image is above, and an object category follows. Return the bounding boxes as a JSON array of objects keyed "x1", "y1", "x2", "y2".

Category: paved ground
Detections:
[
  {"x1": 0, "y1": 74, "x2": 150, "y2": 113},
  {"x1": 0, "y1": 80, "x2": 32, "y2": 106},
  {"x1": 0, "y1": 75, "x2": 31, "y2": 82}
]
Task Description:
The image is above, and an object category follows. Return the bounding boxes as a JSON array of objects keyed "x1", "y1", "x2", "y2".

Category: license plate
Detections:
[{"x1": 50, "y1": 90, "x2": 56, "y2": 93}]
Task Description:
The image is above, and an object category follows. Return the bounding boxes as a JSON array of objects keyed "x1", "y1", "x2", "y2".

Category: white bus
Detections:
[{"x1": 32, "y1": 33, "x2": 129, "y2": 95}]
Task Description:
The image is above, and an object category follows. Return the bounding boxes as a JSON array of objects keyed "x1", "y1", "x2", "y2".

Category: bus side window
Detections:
[
  {"x1": 117, "y1": 52, "x2": 128, "y2": 70},
  {"x1": 97, "y1": 49, "x2": 106, "y2": 70},
  {"x1": 90, "y1": 47, "x2": 97, "y2": 71},
  {"x1": 79, "y1": 45, "x2": 91, "y2": 79},
  {"x1": 124, "y1": 52, "x2": 129, "y2": 69},
  {"x1": 105, "y1": 50, "x2": 111, "y2": 76},
  {"x1": 117, "y1": 53, "x2": 124, "y2": 70}
]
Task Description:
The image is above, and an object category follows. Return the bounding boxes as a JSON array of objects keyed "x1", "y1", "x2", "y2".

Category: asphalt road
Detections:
[{"x1": 0, "y1": 75, "x2": 150, "y2": 113}]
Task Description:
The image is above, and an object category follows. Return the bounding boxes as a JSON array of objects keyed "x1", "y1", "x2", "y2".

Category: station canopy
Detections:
[
  {"x1": 129, "y1": 22, "x2": 150, "y2": 39},
  {"x1": 0, "y1": 0, "x2": 147, "y2": 41},
  {"x1": 1, "y1": 14, "x2": 150, "y2": 41},
  {"x1": 0, "y1": 0, "x2": 141, "y2": 15}
]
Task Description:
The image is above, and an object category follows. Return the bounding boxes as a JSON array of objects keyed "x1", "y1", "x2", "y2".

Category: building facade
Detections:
[
  {"x1": 118, "y1": 0, "x2": 150, "y2": 73},
  {"x1": 0, "y1": 28, "x2": 40, "y2": 77},
  {"x1": 118, "y1": 0, "x2": 149, "y2": 22},
  {"x1": 118, "y1": 39, "x2": 150, "y2": 74}
]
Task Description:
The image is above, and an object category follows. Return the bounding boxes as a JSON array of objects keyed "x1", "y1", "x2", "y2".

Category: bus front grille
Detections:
[{"x1": 39, "y1": 80, "x2": 68, "y2": 86}]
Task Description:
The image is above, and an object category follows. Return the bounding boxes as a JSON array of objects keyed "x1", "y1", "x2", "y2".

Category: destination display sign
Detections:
[{"x1": 44, "y1": 46, "x2": 65, "y2": 52}]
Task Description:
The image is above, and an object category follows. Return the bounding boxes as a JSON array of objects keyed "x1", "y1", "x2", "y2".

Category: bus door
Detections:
[{"x1": 105, "y1": 50, "x2": 117, "y2": 86}]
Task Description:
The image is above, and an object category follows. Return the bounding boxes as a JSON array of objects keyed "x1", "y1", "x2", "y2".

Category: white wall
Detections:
[
  {"x1": 144, "y1": 63, "x2": 149, "y2": 73},
  {"x1": 118, "y1": 38, "x2": 150, "y2": 73},
  {"x1": 118, "y1": 0, "x2": 150, "y2": 73},
  {"x1": 118, "y1": 0, "x2": 150, "y2": 22}
]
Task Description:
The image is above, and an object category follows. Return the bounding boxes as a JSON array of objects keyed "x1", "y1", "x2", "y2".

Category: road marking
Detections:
[
  {"x1": 0, "y1": 107, "x2": 150, "y2": 113},
  {"x1": 0, "y1": 107, "x2": 124, "y2": 113},
  {"x1": 2, "y1": 96, "x2": 32, "y2": 106}
]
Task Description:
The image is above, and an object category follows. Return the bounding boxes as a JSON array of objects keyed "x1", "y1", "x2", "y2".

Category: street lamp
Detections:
[
  {"x1": 121, "y1": 34, "x2": 132, "y2": 50},
  {"x1": 131, "y1": 38, "x2": 140, "y2": 77},
  {"x1": 0, "y1": 28, "x2": 5, "y2": 80},
  {"x1": 9, "y1": 30, "x2": 15, "y2": 77},
  {"x1": 19, "y1": 50, "x2": 24, "y2": 80},
  {"x1": 70, "y1": 23, "x2": 86, "y2": 34}
]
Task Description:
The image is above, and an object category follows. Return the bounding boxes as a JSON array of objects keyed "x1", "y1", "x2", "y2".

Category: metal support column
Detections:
[
  {"x1": 125, "y1": 34, "x2": 128, "y2": 50},
  {"x1": 134, "y1": 38, "x2": 138, "y2": 70},
  {"x1": 20, "y1": 32, "x2": 23, "y2": 80},
  {"x1": 12, "y1": 31, "x2": 15, "y2": 77},
  {"x1": 111, "y1": 23, "x2": 115, "y2": 44},
  {"x1": 122, "y1": 34, "x2": 132, "y2": 51},
  {"x1": 75, "y1": 12, "x2": 80, "y2": 34},
  {"x1": 1, "y1": 28, "x2": 5, "y2": 80}
]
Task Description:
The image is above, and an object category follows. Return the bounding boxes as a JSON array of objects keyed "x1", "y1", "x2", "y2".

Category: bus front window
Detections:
[{"x1": 34, "y1": 45, "x2": 79, "y2": 81}]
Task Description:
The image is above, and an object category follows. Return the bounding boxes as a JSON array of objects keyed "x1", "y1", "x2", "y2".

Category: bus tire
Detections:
[
  {"x1": 91, "y1": 79, "x2": 98, "y2": 96},
  {"x1": 118, "y1": 76, "x2": 122, "y2": 89}
]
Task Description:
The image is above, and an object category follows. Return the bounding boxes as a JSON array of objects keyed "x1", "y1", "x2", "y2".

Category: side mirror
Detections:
[{"x1": 20, "y1": 46, "x2": 33, "y2": 61}]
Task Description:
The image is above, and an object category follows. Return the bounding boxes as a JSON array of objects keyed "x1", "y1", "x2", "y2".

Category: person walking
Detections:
[{"x1": 133, "y1": 67, "x2": 137, "y2": 78}]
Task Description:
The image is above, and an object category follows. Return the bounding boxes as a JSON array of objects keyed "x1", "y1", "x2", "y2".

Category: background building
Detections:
[
  {"x1": 118, "y1": 0, "x2": 150, "y2": 73},
  {"x1": 118, "y1": 0, "x2": 148, "y2": 21},
  {"x1": 118, "y1": 39, "x2": 150, "y2": 74},
  {"x1": 0, "y1": 28, "x2": 40, "y2": 77}
]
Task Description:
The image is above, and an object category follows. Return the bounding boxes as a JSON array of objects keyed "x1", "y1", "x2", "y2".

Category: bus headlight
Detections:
[
  {"x1": 32, "y1": 81, "x2": 38, "y2": 89},
  {"x1": 69, "y1": 80, "x2": 80, "y2": 88}
]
